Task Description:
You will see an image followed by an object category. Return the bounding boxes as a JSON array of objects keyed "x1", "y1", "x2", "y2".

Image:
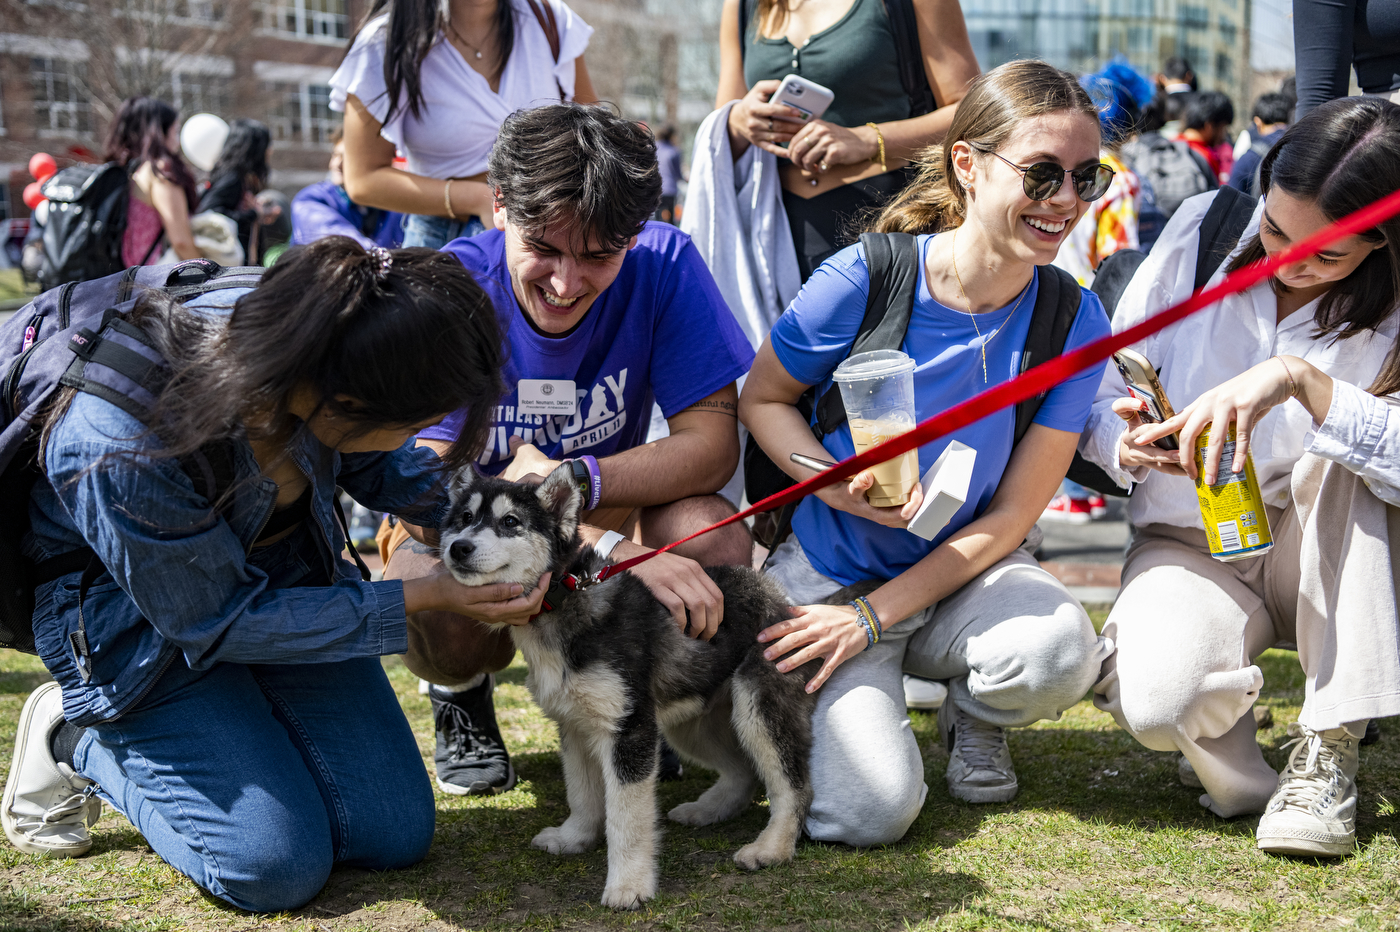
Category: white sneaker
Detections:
[
  {"x1": 903, "y1": 675, "x2": 948, "y2": 710},
  {"x1": 938, "y1": 701, "x2": 1018, "y2": 803},
  {"x1": 1256, "y1": 722, "x2": 1360, "y2": 858},
  {"x1": 2, "y1": 682, "x2": 101, "y2": 857}
]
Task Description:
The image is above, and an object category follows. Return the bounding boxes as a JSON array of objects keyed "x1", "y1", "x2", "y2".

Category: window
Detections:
[
  {"x1": 172, "y1": 72, "x2": 231, "y2": 117},
  {"x1": 31, "y1": 58, "x2": 90, "y2": 136},
  {"x1": 262, "y1": 81, "x2": 340, "y2": 147},
  {"x1": 261, "y1": 0, "x2": 348, "y2": 42},
  {"x1": 306, "y1": 84, "x2": 338, "y2": 145},
  {"x1": 263, "y1": 81, "x2": 303, "y2": 142}
]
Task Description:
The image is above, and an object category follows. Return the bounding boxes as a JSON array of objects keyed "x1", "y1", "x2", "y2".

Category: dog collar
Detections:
[{"x1": 529, "y1": 571, "x2": 593, "y2": 621}]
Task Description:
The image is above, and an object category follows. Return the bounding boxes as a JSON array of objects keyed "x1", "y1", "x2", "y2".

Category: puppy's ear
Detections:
[
  {"x1": 449, "y1": 462, "x2": 481, "y2": 499},
  {"x1": 536, "y1": 463, "x2": 582, "y2": 540}
]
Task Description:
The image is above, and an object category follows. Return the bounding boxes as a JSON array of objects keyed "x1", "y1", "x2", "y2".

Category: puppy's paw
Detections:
[
  {"x1": 668, "y1": 800, "x2": 728, "y2": 826},
  {"x1": 531, "y1": 825, "x2": 593, "y2": 855},
  {"x1": 733, "y1": 839, "x2": 795, "y2": 871},
  {"x1": 600, "y1": 873, "x2": 657, "y2": 910}
]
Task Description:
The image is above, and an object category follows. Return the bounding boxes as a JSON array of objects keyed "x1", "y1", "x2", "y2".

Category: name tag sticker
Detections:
[{"x1": 518, "y1": 379, "x2": 577, "y2": 416}]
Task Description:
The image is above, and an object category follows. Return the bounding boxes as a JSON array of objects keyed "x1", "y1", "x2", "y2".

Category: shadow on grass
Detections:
[
  {"x1": 910, "y1": 648, "x2": 1399, "y2": 852},
  {"x1": 0, "y1": 669, "x2": 52, "y2": 695}
]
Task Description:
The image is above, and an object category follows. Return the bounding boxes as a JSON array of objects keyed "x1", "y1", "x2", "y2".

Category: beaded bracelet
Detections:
[
  {"x1": 850, "y1": 596, "x2": 883, "y2": 650},
  {"x1": 865, "y1": 122, "x2": 887, "y2": 173}
]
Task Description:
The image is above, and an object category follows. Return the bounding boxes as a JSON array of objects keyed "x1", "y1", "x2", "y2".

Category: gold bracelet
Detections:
[
  {"x1": 443, "y1": 178, "x2": 458, "y2": 220},
  {"x1": 866, "y1": 122, "x2": 886, "y2": 173}
]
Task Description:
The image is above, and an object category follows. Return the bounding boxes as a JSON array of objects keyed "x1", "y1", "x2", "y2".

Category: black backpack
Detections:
[
  {"x1": 738, "y1": 0, "x2": 937, "y2": 117},
  {"x1": 1064, "y1": 186, "x2": 1259, "y2": 496},
  {"x1": 744, "y1": 232, "x2": 1085, "y2": 547},
  {"x1": 0, "y1": 260, "x2": 265, "y2": 657},
  {"x1": 37, "y1": 163, "x2": 133, "y2": 292}
]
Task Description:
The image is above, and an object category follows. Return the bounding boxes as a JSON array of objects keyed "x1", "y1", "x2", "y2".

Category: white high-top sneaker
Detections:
[
  {"x1": 2, "y1": 682, "x2": 101, "y2": 857},
  {"x1": 938, "y1": 700, "x2": 1018, "y2": 803},
  {"x1": 1256, "y1": 721, "x2": 1361, "y2": 858}
]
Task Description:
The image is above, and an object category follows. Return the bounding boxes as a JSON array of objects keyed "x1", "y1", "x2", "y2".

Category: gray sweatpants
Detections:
[
  {"x1": 765, "y1": 528, "x2": 1113, "y2": 847},
  {"x1": 1094, "y1": 453, "x2": 1400, "y2": 818}
]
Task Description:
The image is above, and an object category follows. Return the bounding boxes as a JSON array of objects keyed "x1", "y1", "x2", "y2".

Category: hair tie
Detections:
[{"x1": 369, "y1": 247, "x2": 393, "y2": 280}]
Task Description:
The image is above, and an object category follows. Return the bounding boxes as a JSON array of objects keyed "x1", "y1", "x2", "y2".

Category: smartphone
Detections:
[
  {"x1": 772, "y1": 74, "x2": 835, "y2": 125},
  {"x1": 1112, "y1": 348, "x2": 1179, "y2": 451}
]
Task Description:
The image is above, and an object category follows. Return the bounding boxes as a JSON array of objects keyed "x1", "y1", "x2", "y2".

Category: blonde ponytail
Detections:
[{"x1": 869, "y1": 145, "x2": 965, "y2": 234}]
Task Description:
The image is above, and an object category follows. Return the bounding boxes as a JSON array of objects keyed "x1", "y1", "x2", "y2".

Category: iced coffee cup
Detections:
[{"x1": 833, "y1": 350, "x2": 920, "y2": 507}]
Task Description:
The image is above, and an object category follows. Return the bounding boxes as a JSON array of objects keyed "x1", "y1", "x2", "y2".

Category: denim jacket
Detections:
[{"x1": 27, "y1": 386, "x2": 451, "y2": 727}]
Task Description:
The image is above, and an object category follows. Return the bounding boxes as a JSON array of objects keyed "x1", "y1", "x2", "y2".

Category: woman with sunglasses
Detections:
[
  {"x1": 1081, "y1": 96, "x2": 1400, "y2": 858},
  {"x1": 739, "y1": 60, "x2": 1114, "y2": 846}
]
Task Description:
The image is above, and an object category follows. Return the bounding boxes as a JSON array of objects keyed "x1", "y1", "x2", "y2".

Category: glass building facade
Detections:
[{"x1": 962, "y1": 0, "x2": 1251, "y2": 113}]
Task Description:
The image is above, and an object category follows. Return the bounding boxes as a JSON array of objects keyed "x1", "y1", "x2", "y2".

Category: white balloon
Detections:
[
  {"x1": 34, "y1": 199, "x2": 49, "y2": 226},
  {"x1": 181, "y1": 113, "x2": 229, "y2": 172}
]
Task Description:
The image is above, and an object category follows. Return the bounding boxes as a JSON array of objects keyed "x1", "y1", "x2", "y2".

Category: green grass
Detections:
[{"x1": 4, "y1": 618, "x2": 1400, "y2": 931}]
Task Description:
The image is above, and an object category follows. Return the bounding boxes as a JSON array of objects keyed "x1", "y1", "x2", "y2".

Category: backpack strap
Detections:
[
  {"x1": 1013, "y1": 265, "x2": 1084, "y2": 445},
  {"x1": 884, "y1": 0, "x2": 937, "y2": 117},
  {"x1": 524, "y1": 0, "x2": 566, "y2": 99},
  {"x1": 1193, "y1": 186, "x2": 1258, "y2": 292},
  {"x1": 811, "y1": 232, "x2": 921, "y2": 438}
]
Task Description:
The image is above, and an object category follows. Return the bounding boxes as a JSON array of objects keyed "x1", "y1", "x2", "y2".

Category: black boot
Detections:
[{"x1": 431, "y1": 676, "x2": 517, "y2": 795}]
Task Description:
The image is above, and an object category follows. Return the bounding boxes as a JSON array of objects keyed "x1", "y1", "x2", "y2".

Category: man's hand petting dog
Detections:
[
  {"x1": 401, "y1": 570, "x2": 551, "y2": 626},
  {"x1": 501, "y1": 437, "x2": 560, "y2": 485},
  {"x1": 758, "y1": 602, "x2": 870, "y2": 693},
  {"x1": 609, "y1": 540, "x2": 725, "y2": 640}
]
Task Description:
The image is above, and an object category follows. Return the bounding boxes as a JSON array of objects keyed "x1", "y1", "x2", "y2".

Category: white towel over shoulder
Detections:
[{"x1": 681, "y1": 101, "x2": 800, "y2": 352}]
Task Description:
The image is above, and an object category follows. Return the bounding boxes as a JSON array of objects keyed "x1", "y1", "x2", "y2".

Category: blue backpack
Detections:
[{"x1": 0, "y1": 259, "x2": 264, "y2": 655}]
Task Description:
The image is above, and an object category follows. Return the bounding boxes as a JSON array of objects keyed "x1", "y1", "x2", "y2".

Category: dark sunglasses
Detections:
[{"x1": 975, "y1": 147, "x2": 1116, "y2": 202}]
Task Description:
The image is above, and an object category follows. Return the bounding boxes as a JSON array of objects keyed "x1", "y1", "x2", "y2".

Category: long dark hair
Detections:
[
  {"x1": 103, "y1": 96, "x2": 198, "y2": 211},
  {"x1": 209, "y1": 118, "x2": 272, "y2": 195},
  {"x1": 44, "y1": 239, "x2": 504, "y2": 477},
  {"x1": 351, "y1": 0, "x2": 515, "y2": 124},
  {"x1": 1224, "y1": 96, "x2": 1400, "y2": 395}
]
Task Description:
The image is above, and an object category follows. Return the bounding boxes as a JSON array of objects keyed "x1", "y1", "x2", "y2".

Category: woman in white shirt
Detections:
[
  {"x1": 1080, "y1": 97, "x2": 1400, "y2": 859},
  {"x1": 332, "y1": 0, "x2": 596, "y2": 249}
]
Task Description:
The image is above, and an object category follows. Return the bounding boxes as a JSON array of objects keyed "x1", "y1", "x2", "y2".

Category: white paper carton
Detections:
[{"x1": 906, "y1": 441, "x2": 977, "y2": 540}]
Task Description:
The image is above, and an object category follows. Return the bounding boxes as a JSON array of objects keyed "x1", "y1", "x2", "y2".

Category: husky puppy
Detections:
[{"x1": 440, "y1": 464, "x2": 824, "y2": 910}]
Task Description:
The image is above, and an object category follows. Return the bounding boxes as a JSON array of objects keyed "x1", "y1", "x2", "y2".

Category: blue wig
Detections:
[{"x1": 1080, "y1": 56, "x2": 1157, "y2": 144}]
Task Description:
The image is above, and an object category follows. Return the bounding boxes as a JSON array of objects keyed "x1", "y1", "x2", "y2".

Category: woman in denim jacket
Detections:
[{"x1": 2, "y1": 239, "x2": 548, "y2": 910}]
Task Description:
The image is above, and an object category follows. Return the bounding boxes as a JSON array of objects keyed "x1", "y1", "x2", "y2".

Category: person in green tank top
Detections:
[{"x1": 716, "y1": 0, "x2": 980, "y2": 280}]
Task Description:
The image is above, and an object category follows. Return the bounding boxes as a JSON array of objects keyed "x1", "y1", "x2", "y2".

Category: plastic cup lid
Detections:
[{"x1": 833, "y1": 349, "x2": 914, "y2": 382}]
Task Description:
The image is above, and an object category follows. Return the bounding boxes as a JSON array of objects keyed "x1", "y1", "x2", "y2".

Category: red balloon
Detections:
[
  {"x1": 23, "y1": 182, "x2": 45, "y2": 211},
  {"x1": 28, "y1": 152, "x2": 58, "y2": 182}
]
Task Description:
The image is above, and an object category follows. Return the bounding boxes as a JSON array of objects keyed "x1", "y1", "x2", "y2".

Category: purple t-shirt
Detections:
[{"x1": 420, "y1": 222, "x2": 754, "y2": 471}]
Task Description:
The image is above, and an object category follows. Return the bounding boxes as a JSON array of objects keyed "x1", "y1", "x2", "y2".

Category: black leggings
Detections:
[{"x1": 781, "y1": 165, "x2": 919, "y2": 282}]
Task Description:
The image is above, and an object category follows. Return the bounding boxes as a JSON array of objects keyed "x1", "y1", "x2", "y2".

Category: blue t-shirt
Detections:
[
  {"x1": 770, "y1": 234, "x2": 1112, "y2": 585},
  {"x1": 420, "y1": 222, "x2": 755, "y2": 470}
]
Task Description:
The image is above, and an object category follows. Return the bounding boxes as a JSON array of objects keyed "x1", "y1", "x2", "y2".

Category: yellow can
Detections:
[{"x1": 1194, "y1": 424, "x2": 1274, "y2": 562}]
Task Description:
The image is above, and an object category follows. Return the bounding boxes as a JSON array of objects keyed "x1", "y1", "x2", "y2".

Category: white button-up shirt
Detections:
[{"x1": 1079, "y1": 191, "x2": 1400, "y2": 530}]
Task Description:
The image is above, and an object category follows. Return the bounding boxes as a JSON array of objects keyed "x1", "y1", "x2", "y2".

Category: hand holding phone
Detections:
[
  {"x1": 771, "y1": 75, "x2": 835, "y2": 126},
  {"x1": 1113, "y1": 349, "x2": 1179, "y2": 451}
]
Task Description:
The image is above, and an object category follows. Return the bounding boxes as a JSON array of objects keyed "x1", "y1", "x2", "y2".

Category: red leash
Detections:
[{"x1": 589, "y1": 187, "x2": 1400, "y2": 586}]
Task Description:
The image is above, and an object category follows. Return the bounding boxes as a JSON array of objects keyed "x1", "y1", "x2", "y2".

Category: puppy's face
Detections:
[{"x1": 440, "y1": 464, "x2": 582, "y2": 590}]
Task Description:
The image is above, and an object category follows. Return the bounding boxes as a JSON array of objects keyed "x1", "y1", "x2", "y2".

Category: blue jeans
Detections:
[
  {"x1": 401, "y1": 213, "x2": 486, "y2": 249},
  {"x1": 74, "y1": 656, "x2": 434, "y2": 912}
]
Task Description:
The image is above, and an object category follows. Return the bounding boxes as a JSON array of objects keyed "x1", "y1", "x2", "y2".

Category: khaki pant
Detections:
[{"x1": 1094, "y1": 453, "x2": 1400, "y2": 817}]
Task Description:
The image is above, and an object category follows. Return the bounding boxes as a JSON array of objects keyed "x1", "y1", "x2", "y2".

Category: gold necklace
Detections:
[{"x1": 950, "y1": 227, "x2": 1032, "y2": 383}]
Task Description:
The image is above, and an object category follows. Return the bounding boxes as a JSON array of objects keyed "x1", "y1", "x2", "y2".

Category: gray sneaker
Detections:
[
  {"x1": 1256, "y1": 722, "x2": 1360, "y2": 858},
  {"x1": 2, "y1": 682, "x2": 101, "y2": 857},
  {"x1": 938, "y1": 701, "x2": 1018, "y2": 803},
  {"x1": 1178, "y1": 753, "x2": 1203, "y2": 788}
]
